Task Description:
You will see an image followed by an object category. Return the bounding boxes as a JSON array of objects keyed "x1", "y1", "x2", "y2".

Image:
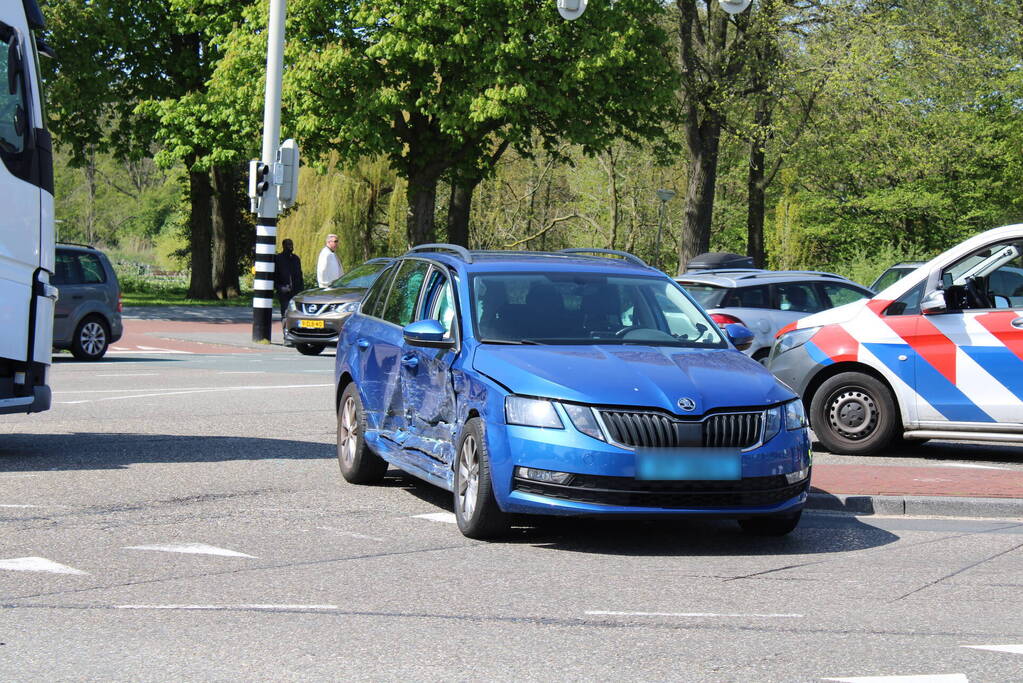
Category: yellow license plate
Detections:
[{"x1": 299, "y1": 319, "x2": 325, "y2": 329}]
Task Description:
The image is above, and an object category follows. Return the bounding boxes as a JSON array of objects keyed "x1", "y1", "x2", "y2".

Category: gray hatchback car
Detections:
[
  {"x1": 676, "y1": 269, "x2": 873, "y2": 363},
  {"x1": 52, "y1": 244, "x2": 123, "y2": 360}
]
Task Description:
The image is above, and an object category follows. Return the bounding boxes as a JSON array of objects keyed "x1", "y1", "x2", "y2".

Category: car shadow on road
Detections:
[
  {"x1": 391, "y1": 472, "x2": 898, "y2": 556},
  {"x1": 0, "y1": 432, "x2": 333, "y2": 471}
]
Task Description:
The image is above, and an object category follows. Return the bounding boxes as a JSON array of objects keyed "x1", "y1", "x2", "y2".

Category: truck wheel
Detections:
[
  {"x1": 71, "y1": 315, "x2": 110, "y2": 361},
  {"x1": 336, "y1": 384, "x2": 388, "y2": 484},
  {"x1": 810, "y1": 372, "x2": 899, "y2": 455}
]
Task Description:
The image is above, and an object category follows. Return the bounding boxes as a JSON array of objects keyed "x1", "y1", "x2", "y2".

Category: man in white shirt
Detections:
[{"x1": 316, "y1": 234, "x2": 343, "y2": 287}]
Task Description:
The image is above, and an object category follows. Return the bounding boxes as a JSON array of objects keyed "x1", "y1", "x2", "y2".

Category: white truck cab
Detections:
[{"x1": 0, "y1": 0, "x2": 55, "y2": 415}]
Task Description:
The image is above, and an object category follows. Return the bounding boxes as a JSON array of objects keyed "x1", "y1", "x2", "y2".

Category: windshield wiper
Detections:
[{"x1": 479, "y1": 339, "x2": 543, "y2": 345}]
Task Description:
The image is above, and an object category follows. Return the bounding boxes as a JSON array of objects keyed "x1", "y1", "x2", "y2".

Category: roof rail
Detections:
[
  {"x1": 733, "y1": 270, "x2": 846, "y2": 280},
  {"x1": 557, "y1": 248, "x2": 648, "y2": 268},
  {"x1": 406, "y1": 243, "x2": 473, "y2": 263},
  {"x1": 56, "y1": 241, "x2": 96, "y2": 249}
]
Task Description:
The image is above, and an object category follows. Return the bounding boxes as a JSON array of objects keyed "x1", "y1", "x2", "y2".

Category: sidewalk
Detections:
[{"x1": 121, "y1": 305, "x2": 1023, "y2": 520}]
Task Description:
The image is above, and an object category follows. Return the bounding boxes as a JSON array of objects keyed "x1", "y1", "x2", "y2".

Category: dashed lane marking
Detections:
[
  {"x1": 315, "y1": 527, "x2": 386, "y2": 542},
  {"x1": 124, "y1": 543, "x2": 256, "y2": 558},
  {"x1": 586, "y1": 610, "x2": 803, "y2": 618},
  {"x1": 54, "y1": 383, "x2": 331, "y2": 404},
  {"x1": 413, "y1": 512, "x2": 457, "y2": 524},
  {"x1": 822, "y1": 676, "x2": 968, "y2": 682},
  {"x1": 116, "y1": 604, "x2": 338, "y2": 611},
  {"x1": 0, "y1": 557, "x2": 87, "y2": 575},
  {"x1": 0, "y1": 504, "x2": 42, "y2": 508},
  {"x1": 962, "y1": 644, "x2": 1023, "y2": 655},
  {"x1": 94, "y1": 373, "x2": 159, "y2": 377}
]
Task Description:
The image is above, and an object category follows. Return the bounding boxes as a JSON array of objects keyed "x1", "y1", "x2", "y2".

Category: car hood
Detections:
[
  {"x1": 786, "y1": 298, "x2": 868, "y2": 331},
  {"x1": 293, "y1": 286, "x2": 364, "y2": 303},
  {"x1": 472, "y1": 345, "x2": 793, "y2": 413}
]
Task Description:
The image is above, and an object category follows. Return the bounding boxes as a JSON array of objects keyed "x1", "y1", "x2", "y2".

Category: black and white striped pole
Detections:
[{"x1": 249, "y1": 0, "x2": 296, "y2": 342}]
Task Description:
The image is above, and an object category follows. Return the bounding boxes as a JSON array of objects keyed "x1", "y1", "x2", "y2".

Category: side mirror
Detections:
[
  {"x1": 921, "y1": 290, "x2": 947, "y2": 315},
  {"x1": 725, "y1": 323, "x2": 754, "y2": 352},
  {"x1": 402, "y1": 319, "x2": 454, "y2": 348}
]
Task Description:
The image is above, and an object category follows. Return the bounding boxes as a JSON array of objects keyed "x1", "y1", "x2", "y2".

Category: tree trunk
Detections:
[
  {"x1": 186, "y1": 160, "x2": 215, "y2": 299},
  {"x1": 211, "y1": 164, "x2": 240, "y2": 299},
  {"x1": 405, "y1": 172, "x2": 439, "y2": 247},
  {"x1": 678, "y1": 116, "x2": 721, "y2": 274},
  {"x1": 446, "y1": 177, "x2": 480, "y2": 248},
  {"x1": 605, "y1": 149, "x2": 620, "y2": 250}
]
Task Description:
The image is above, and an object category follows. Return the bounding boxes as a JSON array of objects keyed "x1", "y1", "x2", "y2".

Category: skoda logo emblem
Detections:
[{"x1": 677, "y1": 397, "x2": 696, "y2": 412}]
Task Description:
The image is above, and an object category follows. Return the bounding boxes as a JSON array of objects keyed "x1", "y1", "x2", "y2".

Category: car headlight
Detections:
[
  {"x1": 784, "y1": 399, "x2": 807, "y2": 430},
  {"x1": 775, "y1": 326, "x2": 819, "y2": 356},
  {"x1": 763, "y1": 399, "x2": 805, "y2": 442},
  {"x1": 562, "y1": 403, "x2": 605, "y2": 441},
  {"x1": 288, "y1": 298, "x2": 297, "y2": 311},
  {"x1": 505, "y1": 396, "x2": 564, "y2": 429},
  {"x1": 337, "y1": 301, "x2": 360, "y2": 314}
]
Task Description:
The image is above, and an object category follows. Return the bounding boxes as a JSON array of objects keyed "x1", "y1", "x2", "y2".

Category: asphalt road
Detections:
[{"x1": 2, "y1": 348, "x2": 1022, "y2": 681}]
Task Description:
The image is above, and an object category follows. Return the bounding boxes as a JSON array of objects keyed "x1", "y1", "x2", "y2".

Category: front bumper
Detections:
[
  {"x1": 283, "y1": 311, "x2": 350, "y2": 345},
  {"x1": 767, "y1": 341, "x2": 827, "y2": 400},
  {"x1": 485, "y1": 418, "x2": 811, "y2": 517}
]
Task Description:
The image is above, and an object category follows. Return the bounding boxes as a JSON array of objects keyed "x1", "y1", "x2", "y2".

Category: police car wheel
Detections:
[{"x1": 811, "y1": 372, "x2": 898, "y2": 456}]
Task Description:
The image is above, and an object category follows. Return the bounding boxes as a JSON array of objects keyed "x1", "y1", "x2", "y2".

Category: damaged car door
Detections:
[{"x1": 398, "y1": 266, "x2": 460, "y2": 479}]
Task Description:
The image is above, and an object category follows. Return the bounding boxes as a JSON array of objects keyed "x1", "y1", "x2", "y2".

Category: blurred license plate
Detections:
[
  {"x1": 299, "y1": 319, "x2": 324, "y2": 329},
  {"x1": 635, "y1": 448, "x2": 741, "y2": 481}
]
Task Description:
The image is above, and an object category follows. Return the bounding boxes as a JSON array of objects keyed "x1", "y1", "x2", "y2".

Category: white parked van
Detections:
[{"x1": 0, "y1": 0, "x2": 55, "y2": 415}]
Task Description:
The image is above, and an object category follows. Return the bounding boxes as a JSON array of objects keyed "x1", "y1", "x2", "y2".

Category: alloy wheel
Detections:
[
  {"x1": 457, "y1": 435, "x2": 480, "y2": 521},
  {"x1": 338, "y1": 396, "x2": 358, "y2": 467},
  {"x1": 80, "y1": 321, "x2": 107, "y2": 357}
]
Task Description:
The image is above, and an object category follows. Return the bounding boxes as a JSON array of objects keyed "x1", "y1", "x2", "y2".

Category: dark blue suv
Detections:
[{"x1": 333, "y1": 246, "x2": 811, "y2": 539}]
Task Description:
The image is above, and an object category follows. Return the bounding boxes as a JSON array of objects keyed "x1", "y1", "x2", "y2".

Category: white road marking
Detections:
[
  {"x1": 94, "y1": 373, "x2": 159, "y2": 377},
  {"x1": 0, "y1": 557, "x2": 87, "y2": 575},
  {"x1": 125, "y1": 543, "x2": 256, "y2": 558},
  {"x1": 315, "y1": 527, "x2": 385, "y2": 542},
  {"x1": 0, "y1": 504, "x2": 41, "y2": 508},
  {"x1": 138, "y1": 345, "x2": 194, "y2": 354},
  {"x1": 413, "y1": 512, "x2": 457, "y2": 524},
  {"x1": 116, "y1": 604, "x2": 338, "y2": 611},
  {"x1": 0, "y1": 474, "x2": 36, "y2": 478},
  {"x1": 586, "y1": 610, "x2": 803, "y2": 618},
  {"x1": 937, "y1": 463, "x2": 1012, "y2": 471},
  {"x1": 962, "y1": 644, "x2": 1023, "y2": 654},
  {"x1": 107, "y1": 350, "x2": 194, "y2": 355},
  {"x1": 822, "y1": 676, "x2": 969, "y2": 683},
  {"x1": 216, "y1": 371, "x2": 264, "y2": 374},
  {"x1": 54, "y1": 383, "x2": 331, "y2": 404}
]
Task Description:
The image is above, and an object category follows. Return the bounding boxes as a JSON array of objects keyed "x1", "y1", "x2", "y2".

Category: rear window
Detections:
[{"x1": 676, "y1": 283, "x2": 726, "y2": 308}]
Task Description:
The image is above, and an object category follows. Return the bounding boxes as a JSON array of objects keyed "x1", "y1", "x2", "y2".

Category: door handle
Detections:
[
  {"x1": 356, "y1": 338, "x2": 370, "y2": 350},
  {"x1": 401, "y1": 354, "x2": 419, "y2": 369},
  {"x1": 1012, "y1": 317, "x2": 1023, "y2": 330}
]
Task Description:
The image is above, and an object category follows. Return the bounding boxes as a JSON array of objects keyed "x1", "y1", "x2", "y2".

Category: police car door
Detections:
[{"x1": 913, "y1": 239, "x2": 1023, "y2": 427}]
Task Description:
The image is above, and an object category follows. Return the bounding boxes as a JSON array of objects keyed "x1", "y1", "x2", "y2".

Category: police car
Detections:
[{"x1": 769, "y1": 224, "x2": 1023, "y2": 455}]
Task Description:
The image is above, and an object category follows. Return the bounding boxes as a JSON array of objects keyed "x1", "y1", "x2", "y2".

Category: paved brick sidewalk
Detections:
[{"x1": 812, "y1": 463, "x2": 1023, "y2": 499}]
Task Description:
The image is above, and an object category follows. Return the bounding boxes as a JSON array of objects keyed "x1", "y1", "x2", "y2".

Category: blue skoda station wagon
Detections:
[{"x1": 333, "y1": 245, "x2": 811, "y2": 539}]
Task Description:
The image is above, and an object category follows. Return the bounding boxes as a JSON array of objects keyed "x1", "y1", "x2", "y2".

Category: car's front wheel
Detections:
[
  {"x1": 453, "y1": 418, "x2": 510, "y2": 540},
  {"x1": 71, "y1": 315, "x2": 110, "y2": 361},
  {"x1": 296, "y1": 343, "x2": 325, "y2": 356},
  {"x1": 336, "y1": 384, "x2": 388, "y2": 484},
  {"x1": 810, "y1": 371, "x2": 899, "y2": 455}
]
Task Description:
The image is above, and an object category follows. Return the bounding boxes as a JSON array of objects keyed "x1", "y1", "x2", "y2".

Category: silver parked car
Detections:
[
  {"x1": 676, "y1": 269, "x2": 873, "y2": 363},
  {"x1": 52, "y1": 243, "x2": 123, "y2": 360}
]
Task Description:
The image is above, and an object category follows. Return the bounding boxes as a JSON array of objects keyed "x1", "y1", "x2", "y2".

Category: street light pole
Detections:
[
  {"x1": 655, "y1": 188, "x2": 675, "y2": 271},
  {"x1": 250, "y1": 0, "x2": 287, "y2": 343}
]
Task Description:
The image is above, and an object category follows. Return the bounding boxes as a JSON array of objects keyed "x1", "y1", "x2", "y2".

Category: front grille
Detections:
[
  {"x1": 301, "y1": 303, "x2": 331, "y2": 315},
  {"x1": 599, "y1": 409, "x2": 762, "y2": 450},
  {"x1": 514, "y1": 473, "x2": 806, "y2": 509}
]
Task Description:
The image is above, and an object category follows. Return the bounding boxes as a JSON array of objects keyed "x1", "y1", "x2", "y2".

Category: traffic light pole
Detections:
[{"x1": 251, "y1": 0, "x2": 287, "y2": 342}]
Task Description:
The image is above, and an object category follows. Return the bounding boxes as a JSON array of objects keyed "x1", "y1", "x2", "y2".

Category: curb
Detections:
[{"x1": 807, "y1": 492, "x2": 1023, "y2": 519}]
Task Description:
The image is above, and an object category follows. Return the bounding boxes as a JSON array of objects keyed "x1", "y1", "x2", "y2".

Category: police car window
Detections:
[
  {"x1": 885, "y1": 282, "x2": 924, "y2": 316},
  {"x1": 986, "y1": 241, "x2": 1023, "y2": 308},
  {"x1": 942, "y1": 240, "x2": 1023, "y2": 310}
]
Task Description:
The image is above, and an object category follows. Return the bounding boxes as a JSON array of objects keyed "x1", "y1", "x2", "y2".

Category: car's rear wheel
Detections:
[
  {"x1": 738, "y1": 511, "x2": 802, "y2": 536},
  {"x1": 336, "y1": 384, "x2": 388, "y2": 484},
  {"x1": 752, "y1": 348, "x2": 771, "y2": 365},
  {"x1": 71, "y1": 315, "x2": 110, "y2": 361},
  {"x1": 810, "y1": 372, "x2": 899, "y2": 456},
  {"x1": 296, "y1": 343, "x2": 325, "y2": 356},
  {"x1": 453, "y1": 418, "x2": 510, "y2": 540}
]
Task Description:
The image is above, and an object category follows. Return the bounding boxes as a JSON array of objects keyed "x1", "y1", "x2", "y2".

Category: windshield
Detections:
[
  {"x1": 329, "y1": 261, "x2": 387, "y2": 289},
  {"x1": 677, "y1": 282, "x2": 726, "y2": 307},
  {"x1": 471, "y1": 272, "x2": 725, "y2": 347}
]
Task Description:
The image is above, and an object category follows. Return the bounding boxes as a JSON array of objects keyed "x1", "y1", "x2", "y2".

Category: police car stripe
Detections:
[
  {"x1": 863, "y1": 342, "x2": 995, "y2": 423},
  {"x1": 976, "y1": 311, "x2": 1023, "y2": 361},
  {"x1": 958, "y1": 345, "x2": 1023, "y2": 404}
]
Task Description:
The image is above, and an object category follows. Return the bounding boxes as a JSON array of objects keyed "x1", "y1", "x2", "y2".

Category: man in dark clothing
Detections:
[{"x1": 274, "y1": 239, "x2": 303, "y2": 333}]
